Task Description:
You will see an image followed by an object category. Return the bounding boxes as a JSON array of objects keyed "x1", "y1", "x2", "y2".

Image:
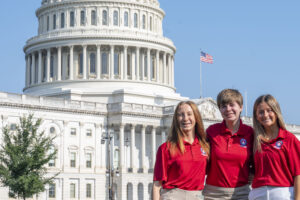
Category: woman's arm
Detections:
[
  {"x1": 153, "y1": 181, "x2": 162, "y2": 200},
  {"x1": 295, "y1": 175, "x2": 300, "y2": 200}
]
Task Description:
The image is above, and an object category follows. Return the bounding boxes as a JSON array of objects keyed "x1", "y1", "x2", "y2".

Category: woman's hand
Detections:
[{"x1": 153, "y1": 181, "x2": 162, "y2": 200}]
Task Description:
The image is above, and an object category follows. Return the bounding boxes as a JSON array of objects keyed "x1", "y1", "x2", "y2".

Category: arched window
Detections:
[
  {"x1": 90, "y1": 53, "x2": 96, "y2": 74},
  {"x1": 124, "y1": 11, "x2": 129, "y2": 27},
  {"x1": 101, "y1": 52, "x2": 108, "y2": 74},
  {"x1": 50, "y1": 55, "x2": 54, "y2": 78},
  {"x1": 70, "y1": 11, "x2": 75, "y2": 27},
  {"x1": 137, "y1": 183, "x2": 144, "y2": 200},
  {"x1": 61, "y1": 12, "x2": 65, "y2": 28},
  {"x1": 78, "y1": 53, "x2": 83, "y2": 75},
  {"x1": 53, "y1": 14, "x2": 56, "y2": 30},
  {"x1": 127, "y1": 183, "x2": 133, "y2": 200},
  {"x1": 91, "y1": 10, "x2": 96, "y2": 25},
  {"x1": 102, "y1": 10, "x2": 108, "y2": 25},
  {"x1": 80, "y1": 10, "x2": 85, "y2": 26},
  {"x1": 134, "y1": 13, "x2": 138, "y2": 28},
  {"x1": 113, "y1": 11, "x2": 119, "y2": 26},
  {"x1": 148, "y1": 183, "x2": 153, "y2": 200},
  {"x1": 142, "y1": 14, "x2": 146, "y2": 29}
]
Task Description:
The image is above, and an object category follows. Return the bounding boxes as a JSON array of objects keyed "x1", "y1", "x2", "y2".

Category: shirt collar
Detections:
[
  {"x1": 276, "y1": 128, "x2": 286, "y2": 139},
  {"x1": 183, "y1": 137, "x2": 199, "y2": 146},
  {"x1": 221, "y1": 119, "x2": 245, "y2": 136}
]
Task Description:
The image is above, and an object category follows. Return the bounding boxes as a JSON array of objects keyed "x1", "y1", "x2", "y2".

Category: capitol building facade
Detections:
[{"x1": 0, "y1": 0, "x2": 299, "y2": 199}]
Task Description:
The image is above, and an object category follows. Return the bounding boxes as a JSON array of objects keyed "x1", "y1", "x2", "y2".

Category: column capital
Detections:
[{"x1": 69, "y1": 45, "x2": 74, "y2": 49}]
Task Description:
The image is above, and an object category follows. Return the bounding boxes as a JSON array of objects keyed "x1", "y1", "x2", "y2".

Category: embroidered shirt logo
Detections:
[
  {"x1": 200, "y1": 148, "x2": 207, "y2": 156},
  {"x1": 274, "y1": 140, "x2": 283, "y2": 149},
  {"x1": 240, "y1": 138, "x2": 247, "y2": 148}
]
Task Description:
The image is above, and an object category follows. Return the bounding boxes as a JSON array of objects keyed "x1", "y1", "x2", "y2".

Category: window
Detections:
[
  {"x1": 70, "y1": 11, "x2": 75, "y2": 27},
  {"x1": 50, "y1": 55, "x2": 54, "y2": 78},
  {"x1": 151, "y1": 54, "x2": 155, "y2": 79},
  {"x1": 10, "y1": 123, "x2": 17, "y2": 131},
  {"x1": 102, "y1": 10, "x2": 108, "y2": 25},
  {"x1": 78, "y1": 53, "x2": 83, "y2": 75},
  {"x1": 134, "y1": 13, "x2": 138, "y2": 28},
  {"x1": 70, "y1": 152, "x2": 76, "y2": 167},
  {"x1": 67, "y1": 54, "x2": 70, "y2": 78},
  {"x1": 49, "y1": 183, "x2": 56, "y2": 198},
  {"x1": 43, "y1": 55, "x2": 47, "y2": 80},
  {"x1": 53, "y1": 14, "x2": 56, "y2": 30},
  {"x1": 124, "y1": 12, "x2": 128, "y2": 27},
  {"x1": 101, "y1": 53, "x2": 108, "y2": 74},
  {"x1": 142, "y1": 14, "x2": 146, "y2": 29},
  {"x1": 61, "y1": 12, "x2": 65, "y2": 28},
  {"x1": 48, "y1": 145, "x2": 56, "y2": 167},
  {"x1": 70, "y1": 183, "x2": 76, "y2": 198},
  {"x1": 86, "y1": 183, "x2": 92, "y2": 198},
  {"x1": 127, "y1": 54, "x2": 131, "y2": 76},
  {"x1": 150, "y1": 16, "x2": 153, "y2": 31},
  {"x1": 86, "y1": 129, "x2": 92, "y2": 136},
  {"x1": 91, "y1": 10, "x2": 96, "y2": 25},
  {"x1": 47, "y1": 16, "x2": 50, "y2": 31},
  {"x1": 80, "y1": 10, "x2": 85, "y2": 26},
  {"x1": 138, "y1": 183, "x2": 144, "y2": 200},
  {"x1": 144, "y1": 54, "x2": 147, "y2": 77},
  {"x1": 114, "y1": 53, "x2": 120, "y2": 75},
  {"x1": 90, "y1": 53, "x2": 96, "y2": 74},
  {"x1": 113, "y1": 11, "x2": 118, "y2": 26},
  {"x1": 70, "y1": 128, "x2": 76, "y2": 136},
  {"x1": 86, "y1": 153, "x2": 92, "y2": 168},
  {"x1": 50, "y1": 127, "x2": 56, "y2": 134}
]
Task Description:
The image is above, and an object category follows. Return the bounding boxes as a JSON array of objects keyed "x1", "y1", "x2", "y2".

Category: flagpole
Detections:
[{"x1": 200, "y1": 50, "x2": 203, "y2": 98}]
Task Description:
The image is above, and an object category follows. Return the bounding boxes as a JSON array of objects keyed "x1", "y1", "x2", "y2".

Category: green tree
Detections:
[{"x1": 0, "y1": 115, "x2": 58, "y2": 200}]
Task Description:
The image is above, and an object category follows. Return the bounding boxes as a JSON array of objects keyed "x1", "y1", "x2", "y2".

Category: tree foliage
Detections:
[{"x1": 0, "y1": 115, "x2": 57, "y2": 200}]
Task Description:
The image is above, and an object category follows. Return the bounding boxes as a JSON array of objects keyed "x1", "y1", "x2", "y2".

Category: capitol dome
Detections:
[{"x1": 23, "y1": 0, "x2": 180, "y2": 104}]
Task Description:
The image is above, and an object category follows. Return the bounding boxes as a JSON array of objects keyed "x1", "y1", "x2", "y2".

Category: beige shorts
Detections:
[
  {"x1": 203, "y1": 184, "x2": 250, "y2": 200},
  {"x1": 161, "y1": 188, "x2": 203, "y2": 200}
]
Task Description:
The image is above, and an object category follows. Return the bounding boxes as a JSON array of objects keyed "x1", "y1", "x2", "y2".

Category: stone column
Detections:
[
  {"x1": 96, "y1": 45, "x2": 101, "y2": 79},
  {"x1": 83, "y1": 45, "x2": 87, "y2": 79},
  {"x1": 130, "y1": 124, "x2": 136, "y2": 172},
  {"x1": 31, "y1": 53, "x2": 36, "y2": 84},
  {"x1": 57, "y1": 46, "x2": 62, "y2": 81},
  {"x1": 110, "y1": 45, "x2": 114, "y2": 79},
  {"x1": 69, "y1": 46, "x2": 74, "y2": 80},
  {"x1": 136, "y1": 47, "x2": 140, "y2": 80},
  {"x1": 156, "y1": 50, "x2": 159, "y2": 83},
  {"x1": 26, "y1": 55, "x2": 30, "y2": 86},
  {"x1": 46, "y1": 49, "x2": 51, "y2": 82},
  {"x1": 163, "y1": 52, "x2": 167, "y2": 84},
  {"x1": 147, "y1": 48, "x2": 151, "y2": 81},
  {"x1": 171, "y1": 56, "x2": 174, "y2": 86},
  {"x1": 119, "y1": 124, "x2": 125, "y2": 172},
  {"x1": 141, "y1": 125, "x2": 146, "y2": 172},
  {"x1": 151, "y1": 127, "x2": 156, "y2": 168},
  {"x1": 123, "y1": 46, "x2": 128, "y2": 80},
  {"x1": 38, "y1": 50, "x2": 42, "y2": 83},
  {"x1": 168, "y1": 54, "x2": 171, "y2": 85}
]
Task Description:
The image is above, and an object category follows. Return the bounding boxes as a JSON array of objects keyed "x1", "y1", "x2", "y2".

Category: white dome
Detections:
[{"x1": 24, "y1": 0, "x2": 176, "y2": 103}]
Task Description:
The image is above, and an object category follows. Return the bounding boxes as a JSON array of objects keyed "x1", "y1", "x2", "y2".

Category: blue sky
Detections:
[{"x1": 1, "y1": 0, "x2": 300, "y2": 125}]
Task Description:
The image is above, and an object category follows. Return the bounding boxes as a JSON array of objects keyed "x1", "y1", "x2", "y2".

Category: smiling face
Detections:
[
  {"x1": 256, "y1": 102, "x2": 278, "y2": 130},
  {"x1": 176, "y1": 103, "x2": 196, "y2": 135},
  {"x1": 220, "y1": 101, "x2": 243, "y2": 125}
]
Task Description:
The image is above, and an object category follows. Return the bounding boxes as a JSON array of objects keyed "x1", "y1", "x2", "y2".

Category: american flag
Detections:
[{"x1": 200, "y1": 51, "x2": 213, "y2": 64}]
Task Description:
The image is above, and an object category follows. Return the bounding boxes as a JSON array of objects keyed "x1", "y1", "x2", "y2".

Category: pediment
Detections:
[{"x1": 195, "y1": 98, "x2": 222, "y2": 120}]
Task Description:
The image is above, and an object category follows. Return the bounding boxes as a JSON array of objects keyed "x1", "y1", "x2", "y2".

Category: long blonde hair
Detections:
[
  {"x1": 253, "y1": 94, "x2": 286, "y2": 152},
  {"x1": 167, "y1": 101, "x2": 210, "y2": 157}
]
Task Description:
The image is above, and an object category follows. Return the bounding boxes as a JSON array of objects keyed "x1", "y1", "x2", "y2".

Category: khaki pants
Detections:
[
  {"x1": 203, "y1": 184, "x2": 250, "y2": 200},
  {"x1": 161, "y1": 188, "x2": 203, "y2": 200}
]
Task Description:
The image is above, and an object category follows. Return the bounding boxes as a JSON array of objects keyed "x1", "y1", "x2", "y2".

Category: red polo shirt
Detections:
[
  {"x1": 252, "y1": 128, "x2": 300, "y2": 188},
  {"x1": 206, "y1": 120, "x2": 254, "y2": 188},
  {"x1": 153, "y1": 137, "x2": 208, "y2": 190}
]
